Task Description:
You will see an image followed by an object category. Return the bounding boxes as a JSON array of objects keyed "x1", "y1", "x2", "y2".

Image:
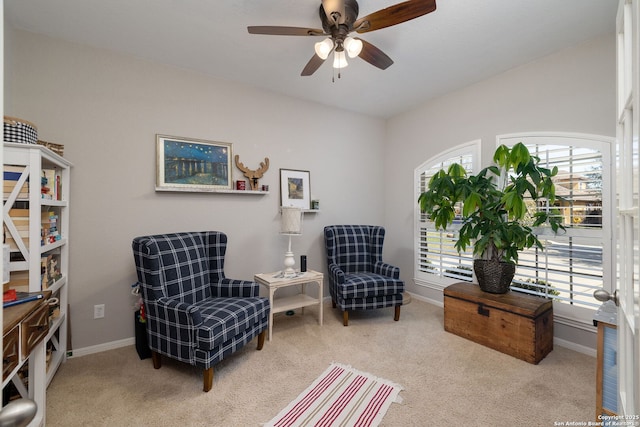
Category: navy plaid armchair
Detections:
[
  {"x1": 132, "y1": 231, "x2": 270, "y2": 392},
  {"x1": 324, "y1": 225, "x2": 404, "y2": 326}
]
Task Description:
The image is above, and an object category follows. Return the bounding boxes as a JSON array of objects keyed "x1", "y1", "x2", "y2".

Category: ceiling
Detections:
[{"x1": 5, "y1": 0, "x2": 617, "y2": 118}]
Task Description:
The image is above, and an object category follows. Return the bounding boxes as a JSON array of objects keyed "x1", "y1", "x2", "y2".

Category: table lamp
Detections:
[{"x1": 280, "y1": 207, "x2": 303, "y2": 277}]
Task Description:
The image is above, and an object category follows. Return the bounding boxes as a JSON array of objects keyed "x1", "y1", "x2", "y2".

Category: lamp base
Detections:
[{"x1": 282, "y1": 250, "x2": 296, "y2": 278}]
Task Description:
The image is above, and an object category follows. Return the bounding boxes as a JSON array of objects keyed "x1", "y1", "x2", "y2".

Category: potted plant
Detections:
[{"x1": 418, "y1": 142, "x2": 564, "y2": 293}]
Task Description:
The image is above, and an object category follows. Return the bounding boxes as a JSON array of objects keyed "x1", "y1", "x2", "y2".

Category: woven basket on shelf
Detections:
[
  {"x1": 4, "y1": 116, "x2": 38, "y2": 144},
  {"x1": 473, "y1": 259, "x2": 516, "y2": 294},
  {"x1": 37, "y1": 140, "x2": 64, "y2": 157}
]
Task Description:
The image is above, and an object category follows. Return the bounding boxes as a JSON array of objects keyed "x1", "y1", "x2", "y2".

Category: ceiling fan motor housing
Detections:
[
  {"x1": 319, "y1": 0, "x2": 359, "y2": 51},
  {"x1": 319, "y1": 0, "x2": 359, "y2": 33}
]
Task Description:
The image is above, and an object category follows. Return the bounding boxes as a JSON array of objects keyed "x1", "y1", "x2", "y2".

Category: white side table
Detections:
[{"x1": 254, "y1": 270, "x2": 323, "y2": 341}]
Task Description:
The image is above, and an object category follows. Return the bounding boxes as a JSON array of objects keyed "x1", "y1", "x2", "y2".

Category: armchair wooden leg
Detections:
[
  {"x1": 203, "y1": 367, "x2": 214, "y2": 392},
  {"x1": 257, "y1": 330, "x2": 266, "y2": 350},
  {"x1": 343, "y1": 311, "x2": 349, "y2": 327},
  {"x1": 332, "y1": 299, "x2": 336, "y2": 308},
  {"x1": 394, "y1": 305, "x2": 401, "y2": 321},
  {"x1": 151, "y1": 351, "x2": 162, "y2": 369}
]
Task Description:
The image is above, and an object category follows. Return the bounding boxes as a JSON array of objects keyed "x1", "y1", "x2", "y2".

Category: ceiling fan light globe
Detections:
[
  {"x1": 314, "y1": 38, "x2": 334, "y2": 60},
  {"x1": 344, "y1": 37, "x2": 363, "y2": 58},
  {"x1": 333, "y1": 51, "x2": 348, "y2": 68}
]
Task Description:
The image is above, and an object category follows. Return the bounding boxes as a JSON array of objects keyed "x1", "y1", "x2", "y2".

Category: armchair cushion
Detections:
[
  {"x1": 196, "y1": 297, "x2": 270, "y2": 351},
  {"x1": 340, "y1": 272, "x2": 405, "y2": 300}
]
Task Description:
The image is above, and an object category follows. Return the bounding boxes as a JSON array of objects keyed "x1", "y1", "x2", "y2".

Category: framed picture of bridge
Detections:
[{"x1": 156, "y1": 134, "x2": 233, "y2": 192}]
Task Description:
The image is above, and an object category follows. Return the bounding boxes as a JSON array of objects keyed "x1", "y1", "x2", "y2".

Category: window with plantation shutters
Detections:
[
  {"x1": 414, "y1": 133, "x2": 613, "y2": 324},
  {"x1": 497, "y1": 133, "x2": 613, "y2": 322},
  {"x1": 414, "y1": 141, "x2": 480, "y2": 287}
]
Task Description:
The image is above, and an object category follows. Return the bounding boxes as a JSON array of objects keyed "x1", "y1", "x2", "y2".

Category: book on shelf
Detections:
[
  {"x1": 3, "y1": 165, "x2": 27, "y2": 181},
  {"x1": 5, "y1": 270, "x2": 29, "y2": 292},
  {"x1": 9, "y1": 252, "x2": 25, "y2": 262},
  {"x1": 41, "y1": 168, "x2": 61, "y2": 200},
  {"x1": 41, "y1": 253, "x2": 62, "y2": 289},
  {"x1": 2, "y1": 290, "x2": 45, "y2": 308},
  {"x1": 4, "y1": 237, "x2": 29, "y2": 252},
  {"x1": 4, "y1": 226, "x2": 28, "y2": 239},
  {"x1": 41, "y1": 211, "x2": 61, "y2": 244},
  {"x1": 4, "y1": 178, "x2": 29, "y2": 200},
  {"x1": 4, "y1": 166, "x2": 29, "y2": 198},
  {"x1": 9, "y1": 208, "x2": 29, "y2": 218},
  {"x1": 4, "y1": 227, "x2": 29, "y2": 252},
  {"x1": 4, "y1": 208, "x2": 30, "y2": 251},
  {"x1": 5, "y1": 221, "x2": 28, "y2": 231}
]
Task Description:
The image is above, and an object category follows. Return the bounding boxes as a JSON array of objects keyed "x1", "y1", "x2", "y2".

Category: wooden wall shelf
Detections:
[{"x1": 155, "y1": 188, "x2": 269, "y2": 195}]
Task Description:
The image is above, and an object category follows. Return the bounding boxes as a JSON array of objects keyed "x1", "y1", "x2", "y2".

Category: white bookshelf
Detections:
[{"x1": 3, "y1": 142, "x2": 72, "y2": 426}]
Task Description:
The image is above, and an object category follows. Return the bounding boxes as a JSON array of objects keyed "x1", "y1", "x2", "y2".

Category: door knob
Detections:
[
  {"x1": 0, "y1": 398, "x2": 37, "y2": 427},
  {"x1": 593, "y1": 289, "x2": 619, "y2": 307}
]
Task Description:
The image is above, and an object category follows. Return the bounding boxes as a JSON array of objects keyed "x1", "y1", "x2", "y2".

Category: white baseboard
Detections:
[
  {"x1": 407, "y1": 291, "x2": 443, "y2": 307},
  {"x1": 554, "y1": 337, "x2": 596, "y2": 358},
  {"x1": 69, "y1": 337, "x2": 134, "y2": 358}
]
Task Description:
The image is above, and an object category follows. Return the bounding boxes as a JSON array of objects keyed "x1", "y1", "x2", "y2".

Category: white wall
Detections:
[
  {"x1": 384, "y1": 33, "x2": 615, "y2": 349},
  {"x1": 4, "y1": 29, "x2": 616, "y2": 352},
  {"x1": 4, "y1": 30, "x2": 387, "y2": 349}
]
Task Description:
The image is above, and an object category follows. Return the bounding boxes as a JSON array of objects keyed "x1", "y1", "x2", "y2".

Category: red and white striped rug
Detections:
[{"x1": 264, "y1": 363, "x2": 403, "y2": 427}]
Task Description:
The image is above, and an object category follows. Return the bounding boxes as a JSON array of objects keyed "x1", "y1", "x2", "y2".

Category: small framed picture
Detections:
[
  {"x1": 280, "y1": 168, "x2": 311, "y2": 209},
  {"x1": 156, "y1": 134, "x2": 233, "y2": 192}
]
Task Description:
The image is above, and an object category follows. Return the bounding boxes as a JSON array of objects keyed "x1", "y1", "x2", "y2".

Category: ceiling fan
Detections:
[{"x1": 247, "y1": 0, "x2": 437, "y2": 76}]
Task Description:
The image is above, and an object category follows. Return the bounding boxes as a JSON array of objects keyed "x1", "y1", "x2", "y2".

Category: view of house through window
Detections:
[
  {"x1": 415, "y1": 134, "x2": 612, "y2": 320},
  {"x1": 509, "y1": 139, "x2": 609, "y2": 311}
]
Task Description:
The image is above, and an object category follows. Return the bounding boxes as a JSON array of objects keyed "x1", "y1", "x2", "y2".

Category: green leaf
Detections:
[
  {"x1": 493, "y1": 145, "x2": 511, "y2": 168},
  {"x1": 463, "y1": 192, "x2": 481, "y2": 217},
  {"x1": 447, "y1": 163, "x2": 467, "y2": 180},
  {"x1": 510, "y1": 142, "x2": 531, "y2": 171}
]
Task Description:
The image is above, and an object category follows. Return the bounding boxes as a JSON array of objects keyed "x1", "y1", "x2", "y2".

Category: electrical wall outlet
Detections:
[{"x1": 94, "y1": 304, "x2": 105, "y2": 319}]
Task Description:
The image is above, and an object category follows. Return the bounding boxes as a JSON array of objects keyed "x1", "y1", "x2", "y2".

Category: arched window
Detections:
[{"x1": 414, "y1": 140, "x2": 481, "y2": 287}]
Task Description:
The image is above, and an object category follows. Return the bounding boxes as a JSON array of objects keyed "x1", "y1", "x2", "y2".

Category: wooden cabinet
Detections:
[
  {"x1": 3, "y1": 326, "x2": 20, "y2": 379},
  {"x1": 3, "y1": 293, "x2": 51, "y2": 379},
  {"x1": 21, "y1": 303, "x2": 49, "y2": 358},
  {"x1": 3, "y1": 142, "x2": 71, "y2": 426},
  {"x1": 444, "y1": 282, "x2": 553, "y2": 364}
]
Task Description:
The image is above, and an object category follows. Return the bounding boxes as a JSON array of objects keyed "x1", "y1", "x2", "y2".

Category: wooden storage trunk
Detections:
[{"x1": 444, "y1": 282, "x2": 553, "y2": 364}]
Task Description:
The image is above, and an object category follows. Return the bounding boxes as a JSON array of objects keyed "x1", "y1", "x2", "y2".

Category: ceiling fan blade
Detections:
[
  {"x1": 301, "y1": 54, "x2": 327, "y2": 76},
  {"x1": 248, "y1": 26, "x2": 325, "y2": 36},
  {"x1": 357, "y1": 38, "x2": 394, "y2": 70},
  {"x1": 353, "y1": 0, "x2": 437, "y2": 34},
  {"x1": 321, "y1": 0, "x2": 346, "y2": 25}
]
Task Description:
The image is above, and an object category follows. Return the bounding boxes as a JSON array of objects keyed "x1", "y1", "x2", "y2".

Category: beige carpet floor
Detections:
[{"x1": 46, "y1": 298, "x2": 596, "y2": 426}]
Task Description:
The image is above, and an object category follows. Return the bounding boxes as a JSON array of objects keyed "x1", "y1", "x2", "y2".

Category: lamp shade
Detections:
[
  {"x1": 344, "y1": 37, "x2": 363, "y2": 58},
  {"x1": 281, "y1": 207, "x2": 303, "y2": 235},
  {"x1": 314, "y1": 38, "x2": 334, "y2": 60},
  {"x1": 333, "y1": 51, "x2": 348, "y2": 69}
]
